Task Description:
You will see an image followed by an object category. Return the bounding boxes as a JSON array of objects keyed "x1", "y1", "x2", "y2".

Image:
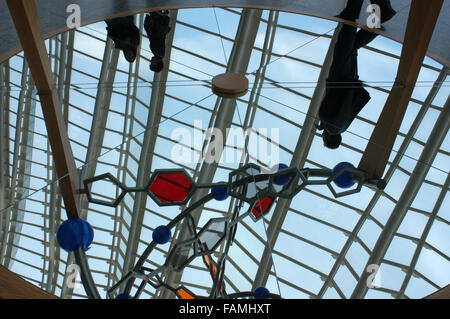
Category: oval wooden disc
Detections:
[{"x1": 212, "y1": 73, "x2": 249, "y2": 98}]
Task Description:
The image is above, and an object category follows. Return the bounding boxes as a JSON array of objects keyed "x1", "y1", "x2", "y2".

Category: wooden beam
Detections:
[
  {"x1": 6, "y1": 0, "x2": 80, "y2": 219},
  {"x1": 424, "y1": 284, "x2": 450, "y2": 299},
  {"x1": 358, "y1": 0, "x2": 444, "y2": 179},
  {"x1": 0, "y1": 265, "x2": 58, "y2": 299}
]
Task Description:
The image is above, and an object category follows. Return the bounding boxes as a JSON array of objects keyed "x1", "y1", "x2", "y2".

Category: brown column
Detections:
[
  {"x1": 6, "y1": 0, "x2": 80, "y2": 219},
  {"x1": 358, "y1": 0, "x2": 444, "y2": 179},
  {"x1": 424, "y1": 284, "x2": 450, "y2": 299},
  {"x1": 0, "y1": 265, "x2": 58, "y2": 298}
]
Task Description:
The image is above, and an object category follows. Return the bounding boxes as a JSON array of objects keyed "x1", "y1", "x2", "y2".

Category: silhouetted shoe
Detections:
[
  {"x1": 335, "y1": 0, "x2": 364, "y2": 21},
  {"x1": 370, "y1": 0, "x2": 397, "y2": 23}
]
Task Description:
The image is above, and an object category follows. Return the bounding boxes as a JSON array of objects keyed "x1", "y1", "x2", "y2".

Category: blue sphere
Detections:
[
  {"x1": 211, "y1": 185, "x2": 229, "y2": 201},
  {"x1": 254, "y1": 286, "x2": 269, "y2": 299},
  {"x1": 56, "y1": 219, "x2": 94, "y2": 252},
  {"x1": 332, "y1": 162, "x2": 356, "y2": 189},
  {"x1": 152, "y1": 225, "x2": 171, "y2": 244},
  {"x1": 115, "y1": 293, "x2": 131, "y2": 299},
  {"x1": 272, "y1": 163, "x2": 290, "y2": 186}
]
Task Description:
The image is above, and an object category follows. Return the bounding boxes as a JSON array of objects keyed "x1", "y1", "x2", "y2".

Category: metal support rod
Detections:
[
  {"x1": 124, "y1": 194, "x2": 215, "y2": 294},
  {"x1": 2, "y1": 62, "x2": 35, "y2": 268},
  {"x1": 107, "y1": 271, "x2": 134, "y2": 298},
  {"x1": 0, "y1": 59, "x2": 29, "y2": 264},
  {"x1": 73, "y1": 248, "x2": 101, "y2": 299},
  {"x1": 81, "y1": 38, "x2": 119, "y2": 195},
  {"x1": 47, "y1": 30, "x2": 75, "y2": 296},
  {"x1": 251, "y1": 24, "x2": 342, "y2": 290},
  {"x1": 132, "y1": 267, "x2": 165, "y2": 298},
  {"x1": 60, "y1": 253, "x2": 76, "y2": 299},
  {"x1": 240, "y1": 9, "x2": 278, "y2": 164},
  {"x1": 50, "y1": 30, "x2": 76, "y2": 297},
  {"x1": 351, "y1": 95, "x2": 450, "y2": 299},
  {"x1": 69, "y1": 38, "x2": 119, "y2": 298},
  {"x1": 107, "y1": 13, "x2": 143, "y2": 291},
  {"x1": 45, "y1": 177, "x2": 63, "y2": 295},
  {"x1": 159, "y1": 8, "x2": 262, "y2": 298},
  {"x1": 397, "y1": 172, "x2": 450, "y2": 298},
  {"x1": 121, "y1": 10, "x2": 179, "y2": 282},
  {"x1": 317, "y1": 66, "x2": 448, "y2": 298},
  {"x1": 219, "y1": 10, "x2": 278, "y2": 275},
  {"x1": 0, "y1": 61, "x2": 11, "y2": 252}
]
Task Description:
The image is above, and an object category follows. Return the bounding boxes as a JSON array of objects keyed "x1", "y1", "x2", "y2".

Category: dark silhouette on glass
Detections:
[
  {"x1": 105, "y1": 16, "x2": 140, "y2": 63},
  {"x1": 337, "y1": 0, "x2": 396, "y2": 24},
  {"x1": 317, "y1": 0, "x2": 396, "y2": 149},
  {"x1": 144, "y1": 11, "x2": 171, "y2": 72}
]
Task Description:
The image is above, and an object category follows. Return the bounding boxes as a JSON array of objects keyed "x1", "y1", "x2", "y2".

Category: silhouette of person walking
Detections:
[
  {"x1": 317, "y1": 0, "x2": 396, "y2": 149},
  {"x1": 144, "y1": 11, "x2": 171, "y2": 72}
]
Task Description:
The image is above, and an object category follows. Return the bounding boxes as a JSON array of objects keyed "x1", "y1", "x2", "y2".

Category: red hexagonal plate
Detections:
[
  {"x1": 251, "y1": 195, "x2": 276, "y2": 220},
  {"x1": 149, "y1": 172, "x2": 193, "y2": 204}
]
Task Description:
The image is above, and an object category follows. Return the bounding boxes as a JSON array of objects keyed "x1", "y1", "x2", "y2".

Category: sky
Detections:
[{"x1": 1, "y1": 7, "x2": 449, "y2": 299}]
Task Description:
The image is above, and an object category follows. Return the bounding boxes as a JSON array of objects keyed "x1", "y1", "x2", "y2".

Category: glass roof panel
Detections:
[{"x1": 0, "y1": 6, "x2": 448, "y2": 300}]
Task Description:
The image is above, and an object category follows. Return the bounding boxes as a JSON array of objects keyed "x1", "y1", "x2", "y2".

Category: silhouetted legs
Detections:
[
  {"x1": 370, "y1": 0, "x2": 397, "y2": 23},
  {"x1": 144, "y1": 11, "x2": 171, "y2": 72},
  {"x1": 105, "y1": 16, "x2": 140, "y2": 63},
  {"x1": 330, "y1": 0, "x2": 380, "y2": 82},
  {"x1": 336, "y1": 0, "x2": 364, "y2": 21},
  {"x1": 337, "y1": 0, "x2": 396, "y2": 23},
  {"x1": 328, "y1": 24, "x2": 359, "y2": 82}
]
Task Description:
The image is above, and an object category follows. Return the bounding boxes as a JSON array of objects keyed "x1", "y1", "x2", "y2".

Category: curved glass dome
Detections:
[{"x1": 0, "y1": 7, "x2": 448, "y2": 299}]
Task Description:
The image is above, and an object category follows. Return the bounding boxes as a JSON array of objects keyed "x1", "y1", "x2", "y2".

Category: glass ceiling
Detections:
[{"x1": 0, "y1": 7, "x2": 449, "y2": 299}]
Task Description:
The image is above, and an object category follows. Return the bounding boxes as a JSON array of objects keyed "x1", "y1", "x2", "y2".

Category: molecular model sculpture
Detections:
[{"x1": 56, "y1": 162, "x2": 386, "y2": 299}]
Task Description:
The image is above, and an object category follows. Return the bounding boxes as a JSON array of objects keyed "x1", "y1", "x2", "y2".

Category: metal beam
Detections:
[
  {"x1": 193, "y1": 9, "x2": 278, "y2": 296},
  {"x1": 251, "y1": 24, "x2": 342, "y2": 290},
  {"x1": 120, "y1": 10, "x2": 179, "y2": 285},
  {"x1": 62, "y1": 24, "x2": 122, "y2": 300},
  {"x1": 159, "y1": 8, "x2": 263, "y2": 298},
  {"x1": 73, "y1": 248, "x2": 101, "y2": 299},
  {"x1": 81, "y1": 38, "x2": 119, "y2": 195},
  {"x1": 317, "y1": 66, "x2": 448, "y2": 298},
  {"x1": 222, "y1": 10, "x2": 277, "y2": 280},
  {"x1": 351, "y1": 94, "x2": 450, "y2": 299},
  {"x1": 0, "y1": 62, "x2": 11, "y2": 245},
  {"x1": 358, "y1": 0, "x2": 444, "y2": 179},
  {"x1": 46, "y1": 31, "x2": 75, "y2": 295},
  {"x1": 6, "y1": 0, "x2": 80, "y2": 219},
  {"x1": 107, "y1": 15, "x2": 144, "y2": 291},
  {"x1": 45, "y1": 179, "x2": 63, "y2": 295},
  {"x1": 3, "y1": 71, "x2": 36, "y2": 269},
  {"x1": 233, "y1": 9, "x2": 278, "y2": 169},
  {"x1": 397, "y1": 171, "x2": 450, "y2": 299},
  {"x1": 0, "y1": 58, "x2": 31, "y2": 265},
  {"x1": 60, "y1": 253, "x2": 76, "y2": 299}
]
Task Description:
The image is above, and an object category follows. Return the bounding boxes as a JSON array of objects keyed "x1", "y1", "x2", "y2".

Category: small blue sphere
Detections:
[
  {"x1": 211, "y1": 185, "x2": 229, "y2": 201},
  {"x1": 332, "y1": 162, "x2": 356, "y2": 189},
  {"x1": 152, "y1": 225, "x2": 171, "y2": 244},
  {"x1": 254, "y1": 286, "x2": 269, "y2": 299},
  {"x1": 272, "y1": 163, "x2": 290, "y2": 186},
  {"x1": 115, "y1": 293, "x2": 131, "y2": 299},
  {"x1": 56, "y1": 219, "x2": 94, "y2": 252}
]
